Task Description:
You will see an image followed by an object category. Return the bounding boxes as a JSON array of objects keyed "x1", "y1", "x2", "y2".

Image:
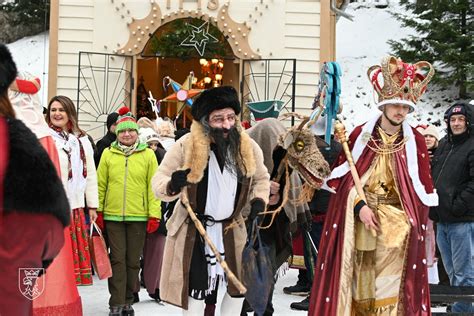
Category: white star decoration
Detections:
[
  {"x1": 147, "y1": 91, "x2": 160, "y2": 117},
  {"x1": 180, "y1": 21, "x2": 218, "y2": 56}
]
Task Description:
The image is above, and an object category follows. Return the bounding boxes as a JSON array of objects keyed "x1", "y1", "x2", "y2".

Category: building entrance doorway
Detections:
[{"x1": 136, "y1": 17, "x2": 238, "y2": 128}]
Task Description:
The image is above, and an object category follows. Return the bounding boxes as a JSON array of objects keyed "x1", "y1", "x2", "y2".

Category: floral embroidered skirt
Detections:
[{"x1": 70, "y1": 208, "x2": 93, "y2": 286}]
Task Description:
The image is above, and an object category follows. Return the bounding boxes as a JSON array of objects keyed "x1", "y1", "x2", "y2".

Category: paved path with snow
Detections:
[
  {"x1": 78, "y1": 268, "x2": 308, "y2": 315},
  {"x1": 78, "y1": 268, "x2": 447, "y2": 315}
]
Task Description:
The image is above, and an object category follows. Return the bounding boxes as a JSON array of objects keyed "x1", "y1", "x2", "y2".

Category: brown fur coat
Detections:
[{"x1": 151, "y1": 120, "x2": 270, "y2": 309}]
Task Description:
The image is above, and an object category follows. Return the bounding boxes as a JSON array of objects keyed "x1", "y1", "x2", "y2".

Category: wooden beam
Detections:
[{"x1": 48, "y1": 0, "x2": 60, "y2": 102}]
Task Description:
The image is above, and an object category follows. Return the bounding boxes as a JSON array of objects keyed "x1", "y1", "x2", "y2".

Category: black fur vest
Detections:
[{"x1": 2, "y1": 118, "x2": 70, "y2": 226}]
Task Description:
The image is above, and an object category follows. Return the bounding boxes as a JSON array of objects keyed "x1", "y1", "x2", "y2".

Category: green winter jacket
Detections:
[{"x1": 97, "y1": 143, "x2": 161, "y2": 221}]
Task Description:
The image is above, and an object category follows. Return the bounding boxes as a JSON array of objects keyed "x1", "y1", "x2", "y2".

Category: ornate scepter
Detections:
[
  {"x1": 180, "y1": 189, "x2": 247, "y2": 294},
  {"x1": 334, "y1": 120, "x2": 376, "y2": 237}
]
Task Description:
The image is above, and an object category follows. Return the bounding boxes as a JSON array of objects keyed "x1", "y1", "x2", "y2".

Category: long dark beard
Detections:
[{"x1": 209, "y1": 126, "x2": 242, "y2": 176}]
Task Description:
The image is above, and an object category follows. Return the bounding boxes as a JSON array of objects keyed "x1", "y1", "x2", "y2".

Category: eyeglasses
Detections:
[{"x1": 209, "y1": 114, "x2": 236, "y2": 125}]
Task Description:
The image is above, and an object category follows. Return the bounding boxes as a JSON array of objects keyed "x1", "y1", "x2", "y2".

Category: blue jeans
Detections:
[{"x1": 436, "y1": 222, "x2": 474, "y2": 313}]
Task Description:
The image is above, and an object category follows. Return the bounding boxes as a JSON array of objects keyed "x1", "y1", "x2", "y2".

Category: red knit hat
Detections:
[{"x1": 116, "y1": 106, "x2": 138, "y2": 133}]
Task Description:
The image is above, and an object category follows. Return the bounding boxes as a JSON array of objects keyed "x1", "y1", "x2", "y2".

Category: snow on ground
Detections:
[
  {"x1": 78, "y1": 268, "x2": 308, "y2": 315},
  {"x1": 78, "y1": 267, "x2": 445, "y2": 315},
  {"x1": 6, "y1": 32, "x2": 49, "y2": 107},
  {"x1": 7, "y1": 2, "x2": 452, "y2": 314},
  {"x1": 336, "y1": 2, "x2": 458, "y2": 134}
]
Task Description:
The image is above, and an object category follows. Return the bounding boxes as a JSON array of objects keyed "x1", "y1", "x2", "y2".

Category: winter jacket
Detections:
[
  {"x1": 95, "y1": 131, "x2": 116, "y2": 167},
  {"x1": 152, "y1": 120, "x2": 270, "y2": 309},
  {"x1": 94, "y1": 112, "x2": 119, "y2": 167},
  {"x1": 97, "y1": 143, "x2": 161, "y2": 221},
  {"x1": 430, "y1": 131, "x2": 474, "y2": 223}
]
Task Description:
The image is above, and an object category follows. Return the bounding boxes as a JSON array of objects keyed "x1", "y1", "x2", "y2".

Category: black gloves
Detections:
[
  {"x1": 300, "y1": 220, "x2": 312, "y2": 232},
  {"x1": 169, "y1": 169, "x2": 191, "y2": 194},
  {"x1": 249, "y1": 199, "x2": 265, "y2": 221}
]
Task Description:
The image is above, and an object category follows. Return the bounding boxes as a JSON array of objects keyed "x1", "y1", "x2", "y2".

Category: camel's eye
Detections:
[{"x1": 294, "y1": 139, "x2": 305, "y2": 152}]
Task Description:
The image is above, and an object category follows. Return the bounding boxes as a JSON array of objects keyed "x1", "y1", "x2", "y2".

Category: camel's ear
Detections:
[{"x1": 280, "y1": 132, "x2": 294, "y2": 150}]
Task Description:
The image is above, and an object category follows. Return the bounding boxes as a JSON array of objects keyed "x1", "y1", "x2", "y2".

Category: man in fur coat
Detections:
[
  {"x1": 152, "y1": 86, "x2": 270, "y2": 315},
  {"x1": 0, "y1": 44, "x2": 70, "y2": 315}
]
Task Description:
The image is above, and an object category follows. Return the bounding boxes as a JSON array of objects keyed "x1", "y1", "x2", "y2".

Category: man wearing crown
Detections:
[{"x1": 308, "y1": 56, "x2": 438, "y2": 315}]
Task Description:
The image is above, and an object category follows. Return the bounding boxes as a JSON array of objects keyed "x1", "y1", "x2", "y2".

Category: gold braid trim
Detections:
[
  {"x1": 366, "y1": 128, "x2": 408, "y2": 155},
  {"x1": 352, "y1": 296, "x2": 398, "y2": 315}
]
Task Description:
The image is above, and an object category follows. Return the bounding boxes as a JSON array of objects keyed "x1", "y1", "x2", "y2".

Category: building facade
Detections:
[{"x1": 48, "y1": 0, "x2": 337, "y2": 139}]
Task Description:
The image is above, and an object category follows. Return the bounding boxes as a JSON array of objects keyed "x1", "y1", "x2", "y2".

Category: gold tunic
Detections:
[{"x1": 352, "y1": 127, "x2": 411, "y2": 316}]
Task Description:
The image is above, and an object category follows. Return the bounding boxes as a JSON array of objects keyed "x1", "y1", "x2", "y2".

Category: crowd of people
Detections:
[{"x1": 0, "y1": 43, "x2": 473, "y2": 316}]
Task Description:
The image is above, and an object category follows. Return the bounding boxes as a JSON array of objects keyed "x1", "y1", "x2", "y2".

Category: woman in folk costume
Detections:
[
  {"x1": 9, "y1": 72, "x2": 83, "y2": 315},
  {"x1": 0, "y1": 44, "x2": 70, "y2": 316},
  {"x1": 46, "y1": 95, "x2": 99, "y2": 286},
  {"x1": 308, "y1": 56, "x2": 438, "y2": 315},
  {"x1": 152, "y1": 86, "x2": 270, "y2": 315}
]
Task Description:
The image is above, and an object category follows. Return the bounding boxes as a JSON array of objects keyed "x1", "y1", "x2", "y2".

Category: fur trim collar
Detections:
[
  {"x1": 327, "y1": 113, "x2": 438, "y2": 207},
  {"x1": 183, "y1": 120, "x2": 256, "y2": 183}
]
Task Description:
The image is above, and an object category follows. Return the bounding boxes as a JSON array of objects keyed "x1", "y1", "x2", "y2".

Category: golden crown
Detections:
[{"x1": 367, "y1": 56, "x2": 435, "y2": 112}]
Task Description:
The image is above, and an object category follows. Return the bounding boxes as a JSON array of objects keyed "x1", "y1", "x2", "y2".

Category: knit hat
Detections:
[
  {"x1": 0, "y1": 44, "x2": 18, "y2": 96},
  {"x1": 106, "y1": 112, "x2": 119, "y2": 131},
  {"x1": 115, "y1": 106, "x2": 139, "y2": 133},
  {"x1": 446, "y1": 103, "x2": 469, "y2": 121},
  {"x1": 139, "y1": 127, "x2": 160, "y2": 144},
  {"x1": 418, "y1": 125, "x2": 440, "y2": 141},
  {"x1": 191, "y1": 86, "x2": 240, "y2": 121}
]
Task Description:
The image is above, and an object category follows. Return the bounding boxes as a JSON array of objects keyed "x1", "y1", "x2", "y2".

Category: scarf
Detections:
[
  {"x1": 49, "y1": 125, "x2": 87, "y2": 200},
  {"x1": 203, "y1": 152, "x2": 237, "y2": 295},
  {"x1": 113, "y1": 139, "x2": 139, "y2": 156},
  {"x1": 190, "y1": 151, "x2": 237, "y2": 300}
]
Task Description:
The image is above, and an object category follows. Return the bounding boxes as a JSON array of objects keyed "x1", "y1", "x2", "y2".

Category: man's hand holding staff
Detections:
[
  {"x1": 180, "y1": 188, "x2": 247, "y2": 294},
  {"x1": 334, "y1": 120, "x2": 378, "y2": 236}
]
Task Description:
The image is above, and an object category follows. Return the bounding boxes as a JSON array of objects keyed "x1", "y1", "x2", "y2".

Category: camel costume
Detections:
[{"x1": 152, "y1": 89, "x2": 270, "y2": 310}]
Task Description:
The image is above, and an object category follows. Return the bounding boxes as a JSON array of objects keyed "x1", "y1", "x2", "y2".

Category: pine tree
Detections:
[{"x1": 389, "y1": 0, "x2": 473, "y2": 98}]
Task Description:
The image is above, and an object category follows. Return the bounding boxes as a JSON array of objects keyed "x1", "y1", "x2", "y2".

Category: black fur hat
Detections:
[
  {"x1": 191, "y1": 86, "x2": 241, "y2": 121},
  {"x1": 0, "y1": 44, "x2": 17, "y2": 96}
]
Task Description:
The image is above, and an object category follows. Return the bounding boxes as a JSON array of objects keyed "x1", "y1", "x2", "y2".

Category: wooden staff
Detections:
[
  {"x1": 180, "y1": 189, "x2": 247, "y2": 294},
  {"x1": 334, "y1": 120, "x2": 376, "y2": 237}
]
